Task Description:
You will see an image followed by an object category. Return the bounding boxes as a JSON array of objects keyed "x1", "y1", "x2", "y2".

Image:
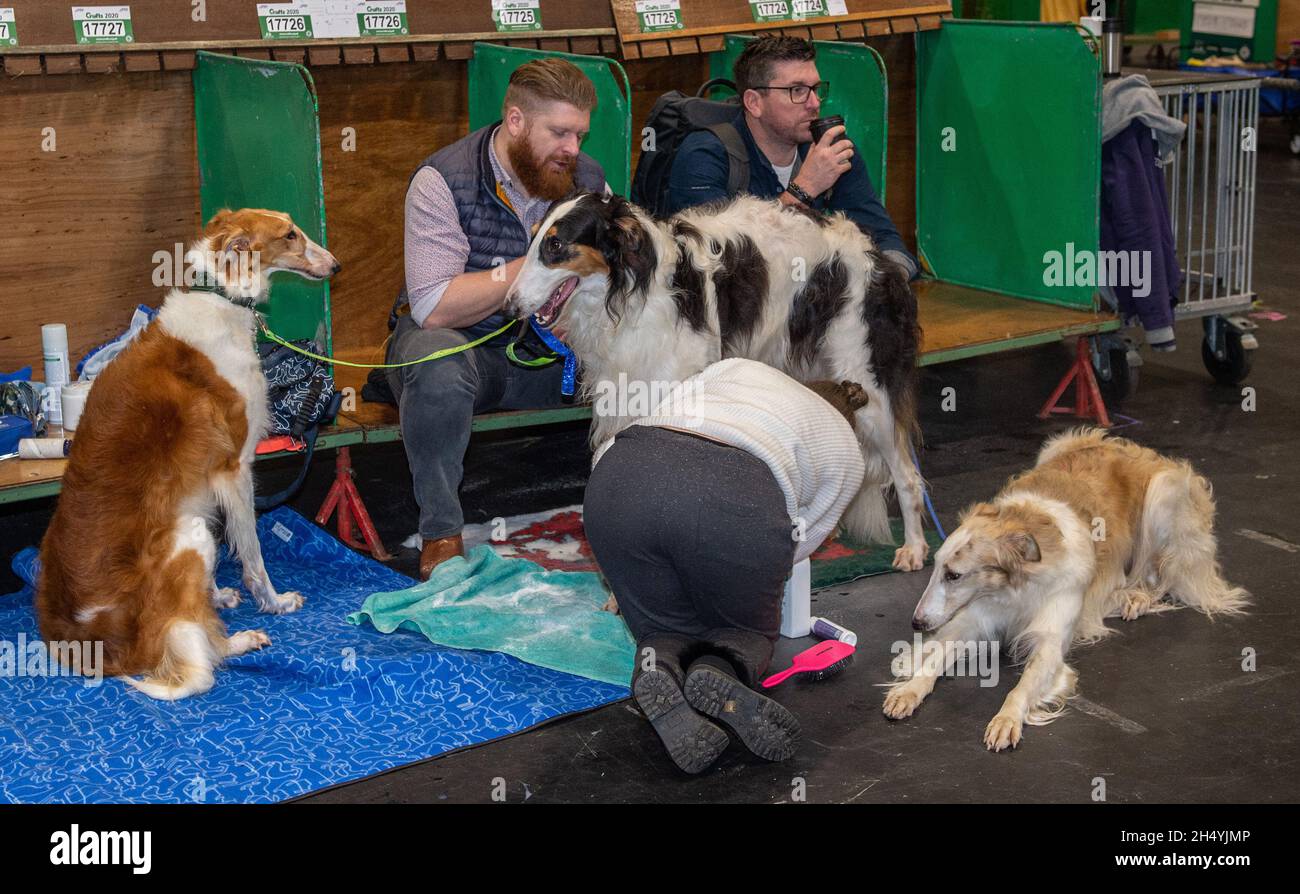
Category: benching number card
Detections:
[
  {"x1": 357, "y1": 2, "x2": 407, "y2": 37},
  {"x1": 0, "y1": 9, "x2": 16, "y2": 47},
  {"x1": 492, "y1": 0, "x2": 542, "y2": 33},
  {"x1": 258, "y1": 3, "x2": 314, "y2": 39},
  {"x1": 72, "y1": 6, "x2": 133, "y2": 44},
  {"x1": 635, "y1": 0, "x2": 684, "y2": 33}
]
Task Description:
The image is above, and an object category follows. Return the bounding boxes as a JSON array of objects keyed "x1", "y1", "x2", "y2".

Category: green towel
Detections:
[{"x1": 348, "y1": 545, "x2": 636, "y2": 687}]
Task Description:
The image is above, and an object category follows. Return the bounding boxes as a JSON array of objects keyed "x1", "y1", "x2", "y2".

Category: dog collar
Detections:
[{"x1": 187, "y1": 281, "x2": 259, "y2": 310}]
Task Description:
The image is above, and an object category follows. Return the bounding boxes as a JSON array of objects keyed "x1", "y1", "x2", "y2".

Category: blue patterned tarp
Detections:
[{"x1": 0, "y1": 507, "x2": 628, "y2": 804}]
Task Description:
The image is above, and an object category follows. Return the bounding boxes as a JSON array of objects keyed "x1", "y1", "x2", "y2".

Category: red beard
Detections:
[{"x1": 507, "y1": 128, "x2": 578, "y2": 202}]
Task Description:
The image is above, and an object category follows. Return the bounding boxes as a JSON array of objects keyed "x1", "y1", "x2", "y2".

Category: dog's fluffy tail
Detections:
[
  {"x1": 1133, "y1": 464, "x2": 1250, "y2": 618},
  {"x1": 1035, "y1": 425, "x2": 1109, "y2": 468},
  {"x1": 838, "y1": 447, "x2": 895, "y2": 545},
  {"x1": 118, "y1": 619, "x2": 224, "y2": 701}
]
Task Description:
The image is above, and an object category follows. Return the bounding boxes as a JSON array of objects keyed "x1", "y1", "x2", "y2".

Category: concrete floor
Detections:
[{"x1": 3, "y1": 121, "x2": 1297, "y2": 805}]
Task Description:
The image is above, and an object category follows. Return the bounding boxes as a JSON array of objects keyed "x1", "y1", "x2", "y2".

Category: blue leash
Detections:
[
  {"x1": 910, "y1": 445, "x2": 947, "y2": 541},
  {"x1": 527, "y1": 318, "x2": 578, "y2": 397}
]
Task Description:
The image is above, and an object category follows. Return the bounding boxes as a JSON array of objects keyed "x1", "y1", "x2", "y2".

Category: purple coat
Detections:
[{"x1": 1100, "y1": 119, "x2": 1183, "y2": 349}]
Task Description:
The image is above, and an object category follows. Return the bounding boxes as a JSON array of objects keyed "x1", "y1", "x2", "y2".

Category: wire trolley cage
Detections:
[
  {"x1": 1155, "y1": 75, "x2": 1259, "y2": 320},
  {"x1": 1102, "y1": 69, "x2": 1263, "y2": 390}
]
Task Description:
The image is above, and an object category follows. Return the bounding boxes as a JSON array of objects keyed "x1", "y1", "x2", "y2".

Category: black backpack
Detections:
[
  {"x1": 258, "y1": 340, "x2": 342, "y2": 440},
  {"x1": 254, "y1": 339, "x2": 343, "y2": 511},
  {"x1": 631, "y1": 78, "x2": 751, "y2": 218}
]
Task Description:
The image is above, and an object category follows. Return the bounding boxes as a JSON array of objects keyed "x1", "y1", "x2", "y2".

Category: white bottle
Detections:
[{"x1": 42, "y1": 323, "x2": 69, "y2": 427}]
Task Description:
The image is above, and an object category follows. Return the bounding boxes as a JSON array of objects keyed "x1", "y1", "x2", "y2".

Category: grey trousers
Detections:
[
  {"x1": 584, "y1": 425, "x2": 797, "y2": 686},
  {"x1": 385, "y1": 313, "x2": 569, "y2": 540}
]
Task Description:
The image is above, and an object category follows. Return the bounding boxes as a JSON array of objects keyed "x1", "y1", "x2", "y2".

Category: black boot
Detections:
[
  {"x1": 631, "y1": 634, "x2": 730, "y2": 774},
  {"x1": 683, "y1": 654, "x2": 801, "y2": 762}
]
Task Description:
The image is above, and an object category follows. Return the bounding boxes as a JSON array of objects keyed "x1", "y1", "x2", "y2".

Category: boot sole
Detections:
[
  {"x1": 684, "y1": 665, "x2": 801, "y2": 762},
  {"x1": 633, "y1": 668, "x2": 730, "y2": 774}
]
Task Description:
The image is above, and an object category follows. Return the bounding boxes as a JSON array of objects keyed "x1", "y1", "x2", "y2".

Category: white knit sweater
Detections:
[{"x1": 592, "y1": 358, "x2": 866, "y2": 563}]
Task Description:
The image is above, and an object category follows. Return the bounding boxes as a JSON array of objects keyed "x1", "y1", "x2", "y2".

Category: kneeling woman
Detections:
[{"x1": 584, "y1": 358, "x2": 867, "y2": 773}]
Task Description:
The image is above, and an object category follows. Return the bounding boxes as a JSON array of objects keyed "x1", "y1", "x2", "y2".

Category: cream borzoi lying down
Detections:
[
  {"x1": 502, "y1": 192, "x2": 928, "y2": 571},
  {"x1": 882, "y1": 428, "x2": 1249, "y2": 750}
]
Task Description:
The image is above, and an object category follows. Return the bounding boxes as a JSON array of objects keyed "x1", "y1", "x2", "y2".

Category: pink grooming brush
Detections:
[{"x1": 761, "y1": 640, "x2": 856, "y2": 688}]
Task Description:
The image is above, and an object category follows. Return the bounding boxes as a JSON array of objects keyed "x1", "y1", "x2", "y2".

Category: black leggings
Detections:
[{"x1": 584, "y1": 426, "x2": 796, "y2": 687}]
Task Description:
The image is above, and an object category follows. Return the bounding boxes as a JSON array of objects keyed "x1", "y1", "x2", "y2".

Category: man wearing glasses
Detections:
[{"x1": 666, "y1": 36, "x2": 918, "y2": 279}]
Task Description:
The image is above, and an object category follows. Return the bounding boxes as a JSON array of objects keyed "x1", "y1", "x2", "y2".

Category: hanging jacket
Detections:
[{"x1": 1100, "y1": 119, "x2": 1184, "y2": 350}]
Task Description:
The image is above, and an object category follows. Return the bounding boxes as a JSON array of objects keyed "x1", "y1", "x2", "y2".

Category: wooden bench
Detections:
[
  {"x1": 914, "y1": 280, "x2": 1119, "y2": 366},
  {"x1": 0, "y1": 280, "x2": 1116, "y2": 507}
]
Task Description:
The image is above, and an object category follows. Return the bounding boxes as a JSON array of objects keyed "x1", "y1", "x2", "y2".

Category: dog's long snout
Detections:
[
  {"x1": 911, "y1": 584, "x2": 947, "y2": 633},
  {"x1": 309, "y1": 243, "x2": 341, "y2": 279}
]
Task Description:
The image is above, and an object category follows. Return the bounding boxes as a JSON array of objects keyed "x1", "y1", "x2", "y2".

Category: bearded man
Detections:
[{"x1": 385, "y1": 58, "x2": 608, "y2": 578}]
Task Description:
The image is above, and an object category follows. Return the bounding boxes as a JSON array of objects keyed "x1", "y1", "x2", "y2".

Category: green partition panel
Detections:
[
  {"x1": 193, "y1": 51, "x2": 330, "y2": 349},
  {"x1": 916, "y1": 20, "x2": 1100, "y2": 309},
  {"x1": 468, "y1": 43, "x2": 632, "y2": 197},
  {"x1": 709, "y1": 34, "x2": 888, "y2": 201},
  {"x1": 953, "y1": 0, "x2": 1040, "y2": 20},
  {"x1": 1131, "y1": 0, "x2": 1181, "y2": 34}
]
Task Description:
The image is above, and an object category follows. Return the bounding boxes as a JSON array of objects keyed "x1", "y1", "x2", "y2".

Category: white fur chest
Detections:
[{"x1": 156, "y1": 289, "x2": 269, "y2": 459}]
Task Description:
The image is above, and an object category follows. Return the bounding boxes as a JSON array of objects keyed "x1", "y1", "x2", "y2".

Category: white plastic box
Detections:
[{"x1": 780, "y1": 558, "x2": 812, "y2": 639}]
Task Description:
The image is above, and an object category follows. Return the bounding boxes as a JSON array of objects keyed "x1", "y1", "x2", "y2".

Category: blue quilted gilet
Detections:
[{"x1": 390, "y1": 122, "x2": 605, "y2": 334}]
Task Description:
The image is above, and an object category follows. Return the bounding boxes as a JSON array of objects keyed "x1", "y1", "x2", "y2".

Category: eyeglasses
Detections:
[{"x1": 751, "y1": 81, "x2": 830, "y2": 104}]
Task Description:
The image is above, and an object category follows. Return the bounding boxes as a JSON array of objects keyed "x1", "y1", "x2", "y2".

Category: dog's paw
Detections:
[
  {"x1": 892, "y1": 542, "x2": 928, "y2": 572},
  {"x1": 1118, "y1": 588, "x2": 1154, "y2": 621},
  {"x1": 838, "y1": 381, "x2": 870, "y2": 411},
  {"x1": 601, "y1": 594, "x2": 620, "y2": 614},
  {"x1": 210, "y1": 587, "x2": 242, "y2": 610},
  {"x1": 983, "y1": 714, "x2": 1022, "y2": 752},
  {"x1": 227, "y1": 629, "x2": 271, "y2": 656},
  {"x1": 882, "y1": 685, "x2": 925, "y2": 720},
  {"x1": 260, "y1": 590, "x2": 305, "y2": 615}
]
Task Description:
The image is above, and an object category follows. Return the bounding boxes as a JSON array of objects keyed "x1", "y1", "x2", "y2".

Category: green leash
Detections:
[
  {"x1": 188, "y1": 281, "x2": 558, "y2": 371},
  {"x1": 255, "y1": 315, "x2": 557, "y2": 370}
]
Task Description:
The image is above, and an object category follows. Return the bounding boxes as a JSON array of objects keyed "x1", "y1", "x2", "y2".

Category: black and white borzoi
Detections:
[{"x1": 503, "y1": 192, "x2": 928, "y2": 571}]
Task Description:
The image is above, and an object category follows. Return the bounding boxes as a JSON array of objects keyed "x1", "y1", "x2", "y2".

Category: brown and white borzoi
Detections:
[
  {"x1": 36, "y1": 209, "x2": 340, "y2": 700},
  {"x1": 503, "y1": 192, "x2": 926, "y2": 570}
]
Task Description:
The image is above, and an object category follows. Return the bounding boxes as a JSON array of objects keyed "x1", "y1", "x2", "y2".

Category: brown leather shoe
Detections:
[{"x1": 419, "y1": 534, "x2": 464, "y2": 581}]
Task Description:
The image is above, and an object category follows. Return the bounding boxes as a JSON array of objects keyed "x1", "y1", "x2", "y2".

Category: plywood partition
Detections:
[
  {"x1": 876, "y1": 34, "x2": 916, "y2": 255},
  {"x1": 627, "y1": 55, "x2": 710, "y2": 171},
  {"x1": 0, "y1": 59, "x2": 470, "y2": 372},
  {"x1": 0, "y1": 71, "x2": 200, "y2": 371},
  {"x1": 315, "y1": 60, "x2": 471, "y2": 362}
]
